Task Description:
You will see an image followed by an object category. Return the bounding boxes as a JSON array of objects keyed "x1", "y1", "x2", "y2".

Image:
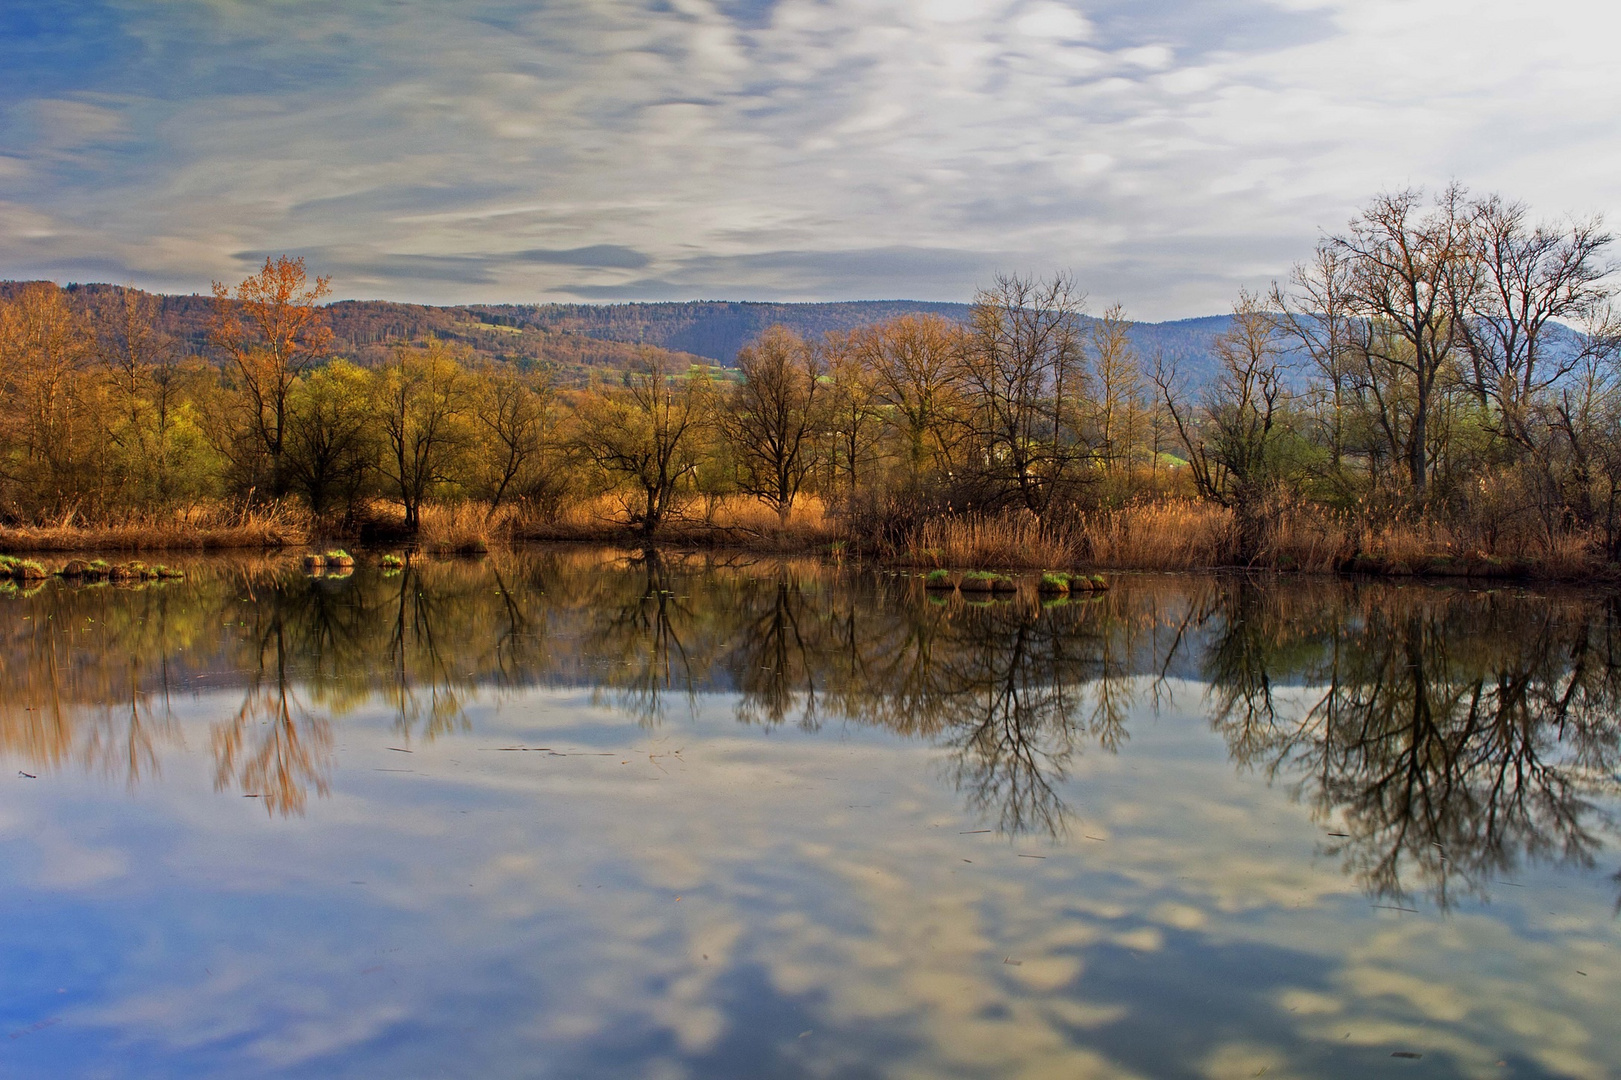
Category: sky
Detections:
[{"x1": 2, "y1": 0, "x2": 1619, "y2": 318}]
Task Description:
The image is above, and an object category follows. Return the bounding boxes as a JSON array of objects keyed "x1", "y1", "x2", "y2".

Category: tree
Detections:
[
  {"x1": 376, "y1": 338, "x2": 474, "y2": 531},
  {"x1": 1455, "y1": 196, "x2": 1614, "y2": 458},
  {"x1": 1272, "y1": 245, "x2": 1362, "y2": 489},
  {"x1": 724, "y1": 325, "x2": 825, "y2": 525},
  {"x1": 0, "y1": 283, "x2": 95, "y2": 515},
  {"x1": 1329, "y1": 187, "x2": 1474, "y2": 498},
  {"x1": 574, "y1": 350, "x2": 713, "y2": 536},
  {"x1": 93, "y1": 286, "x2": 189, "y2": 507},
  {"x1": 1087, "y1": 303, "x2": 1143, "y2": 473},
  {"x1": 474, "y1": 364, "x2": 557, "y2": 517},
  {"x1": 859, "y1": 314, "x2": 965, "y2": 490},
  {"x1": 210, "y1": 256, "x2": 333, "y2": 497},
  {"x1": 1153, "y1": 292, "x2": 1291, "y2": 533},
  {"x1": 961, "y1": 273, "x2": 1089, "y2": 515},
  {"x1": 820, "y1": 330, "x2": 885, "y2": 500},
  {"x1": 284, "y1": 359, "x2": 377, "y2": 518}
]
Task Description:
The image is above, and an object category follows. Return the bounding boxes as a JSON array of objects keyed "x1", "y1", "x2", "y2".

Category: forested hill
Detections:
[
  {"x1": 488, "y1": 300, "x2": 1232, "y2": 373},
  {"x1": 7, "y1": 282, "x2": 1231, "y2": 378}
]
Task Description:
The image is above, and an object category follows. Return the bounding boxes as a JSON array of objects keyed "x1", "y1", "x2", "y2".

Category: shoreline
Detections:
[{"x1": 1, "y1": 527, "x2": 1615, "y2": 586}]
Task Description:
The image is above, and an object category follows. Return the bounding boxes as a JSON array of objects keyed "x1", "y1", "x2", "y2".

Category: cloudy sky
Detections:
[{"x1": 2, "y1": 0, "x2": 1618, "y2": 317}]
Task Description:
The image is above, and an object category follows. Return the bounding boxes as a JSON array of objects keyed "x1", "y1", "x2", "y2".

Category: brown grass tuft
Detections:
[
  {"x1": 905, "y1": 512, "x2": 1077, "y2": 570},
  {"x1": 0, "y1": 503, "x2": 307, "y2": 552},
  {"x1": 1079, "y1": 501, "x2": 1237, "y2": 570}
]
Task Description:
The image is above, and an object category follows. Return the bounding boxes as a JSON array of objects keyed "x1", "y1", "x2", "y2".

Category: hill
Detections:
[{"x1": 4, "y1": 282, "x2": 1234, "y2": 381}]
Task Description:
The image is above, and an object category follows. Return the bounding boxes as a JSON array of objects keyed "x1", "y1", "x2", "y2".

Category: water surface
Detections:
[{"x1": 0, "y1": 551, "x2": 1617, "y2": 1079}]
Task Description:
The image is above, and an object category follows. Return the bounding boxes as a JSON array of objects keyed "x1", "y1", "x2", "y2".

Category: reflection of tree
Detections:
[
  {"x1": 10, "y1": 552, "x2": 1612, "y2": 879},
  {"x1": 383, "y1": 563, "x2": 468, "y2": 741},
  {"x1": 933, "y1": 600, "x2": 1132, "y2": 837},
  {"x1": 721, "y1": 574, "x2": 1140, "y2": 838},
  {"x1": 1206, "y1": 582, "x2": 1621, "y2": 906},
  {"x1": 211, "y1": 610, "x2": 332, "y2": 816},
  {"x1": 585, "y1": 549, "x2": 706, "y2": 726}
]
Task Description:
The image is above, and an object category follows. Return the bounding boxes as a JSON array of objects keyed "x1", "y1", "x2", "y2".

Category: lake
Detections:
[{"x1": 0, "y1": 550, "x2": 1616, "y2": 1079}]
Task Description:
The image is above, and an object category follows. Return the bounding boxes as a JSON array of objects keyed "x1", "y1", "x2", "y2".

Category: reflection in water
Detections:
[
  {"x1": 0, "y1": 552, "x2": 1617, "y2": 904},
  {"x1": 1201, "y1": 581, "x2": 1621, "y2": 907}
]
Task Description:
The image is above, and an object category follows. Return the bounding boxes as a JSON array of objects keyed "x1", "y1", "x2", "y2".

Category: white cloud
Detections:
[{"x1": 0, "y1": 0, "x2": 1618, "y2": 315}]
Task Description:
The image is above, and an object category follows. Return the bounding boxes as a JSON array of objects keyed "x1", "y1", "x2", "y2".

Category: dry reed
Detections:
[
  {"x1": 0, "y1": 503, "x2": 307, "y2": 552},
  {"x1": 905, "y1": 513, "x2": 1077, "y2": 570},
  {"x1": 1079, "y1": 502, "x2": 1237, "y2": 570}
]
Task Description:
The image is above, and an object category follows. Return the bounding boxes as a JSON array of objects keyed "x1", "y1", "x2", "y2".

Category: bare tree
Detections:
[
  {"x1": 1152, "y1": 292, "x2": 1291, "y2": 531},
  {"x1": 210, "y1": 256, "x2": 333, "y2": 497},
  {"x1": 575, "y1": 350, "x2": 713, "y2": 536},
  {"x1": 724, "y1": 325, "x2": 825, "y2": 525},
  {"x1": 1328, "y1": 187, "x2": 1475, "y2": 498},
  {"x1": 475, "y1": 364, "x2": 557, "y2": 518},
  {"x1": 820, "y1": 330, "x2": 885, "y2": 500},
  {"x1": 1272, "y1": 245, "x2": 1362, "y2": 487},
  {"x1": 961, "y1": 273, "x2": 1089, "y2": 515},
  {"x1": 1088, "y1": 303, "x2": 1143, "y2": 473},
  {"x1": 377, "y1": 338, "x2": 474, "y2": 531},
  {"x1": 1456, "y1": 196, "x2": 1614, "y2": 457},
  {"x1": 859, "y1": 314, "x2": 966, "y2": 489}
]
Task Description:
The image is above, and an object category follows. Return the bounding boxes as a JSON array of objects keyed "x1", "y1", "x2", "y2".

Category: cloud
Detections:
[
  {"x1": 514, "y1": 245, "x2": 652, "y2": 269},
  {"x1": 0, "y1": 0, "x2": 1618, "y2": 315},
  {"x1": 10, "y1": 680, "x2": 1620, "y2": 1078}
]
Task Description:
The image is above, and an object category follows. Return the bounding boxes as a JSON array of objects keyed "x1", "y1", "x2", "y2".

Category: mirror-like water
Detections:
[{"x1": 0, "y1": 550, "x2": 1616, "y2": 1079}]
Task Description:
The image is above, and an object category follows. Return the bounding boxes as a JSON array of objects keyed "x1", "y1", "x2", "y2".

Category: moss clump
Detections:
[
  {"x1": 324, "y1": 549, "x2": 354, "y2": 564},
  {"x1": 379, "y1": 553, "x2": 404, "y2": 569},
  {"x1": 924, "y1": 569, "x2": 955, "y2": 590},
  {"x1": 959, "y1": 570, "x2": 999, "y2": 592},
  {"x1": 1038, "y1": 572, "x2": 1070, "y2": 594},
  {"x1": 13, "y1": 559, "x2": 48, "y2": 580}
]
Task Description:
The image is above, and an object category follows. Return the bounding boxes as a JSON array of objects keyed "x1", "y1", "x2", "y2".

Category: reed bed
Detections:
[
  {"x1": 904, "y1": 513, "x2": 1078, "y2": 570},
  {"x1": 0, "y1": 504, "x2": 307, "y2": 552},
  {"x1": 1079, "y1": 502, "x2": 1238, "y2": 570}
]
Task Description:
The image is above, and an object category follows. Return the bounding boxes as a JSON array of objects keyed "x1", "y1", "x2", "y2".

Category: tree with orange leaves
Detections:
[{"x1": 210, "y1": 256, "x2": 333, "y2": 496}]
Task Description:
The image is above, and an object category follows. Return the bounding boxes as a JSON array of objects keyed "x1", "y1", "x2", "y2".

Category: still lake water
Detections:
[{"x1": 0, "y1": 550, "x2": 1616, "y2": 1080}]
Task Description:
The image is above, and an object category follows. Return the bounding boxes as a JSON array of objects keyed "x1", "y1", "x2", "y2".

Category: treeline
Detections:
[{"x1": 2, "y1": 186, "x2": 1618, "y2": 567}]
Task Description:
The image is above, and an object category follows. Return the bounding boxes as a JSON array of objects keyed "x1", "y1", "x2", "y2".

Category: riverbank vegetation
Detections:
[{"x1": 1, "y1": 186, "x2": 1617, "y2": 578}]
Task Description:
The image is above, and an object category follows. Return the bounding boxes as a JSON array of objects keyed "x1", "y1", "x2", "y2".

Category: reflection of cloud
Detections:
[
  {"x1": 2, "y1": 2, "x2": 1619, "y2": 313},
  {"x1": 1, "y1": 684, "x2": 1614, "y2": 1078}
]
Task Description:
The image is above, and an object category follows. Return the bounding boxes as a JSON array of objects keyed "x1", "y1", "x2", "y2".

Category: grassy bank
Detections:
[
  {"x1": 903, "y1": 502, "x2": 1611, "y2": 582},
  {"x1": 0, "y1": 505, "x2": 308, "y2": 553},
  {"x1": 1, "y1": 496, "x2": 1613, "y2": 583}
]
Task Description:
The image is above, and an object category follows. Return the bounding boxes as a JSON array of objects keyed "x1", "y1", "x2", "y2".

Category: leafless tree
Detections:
[{"x1": 723, "y1": 325, "x2": 825, "y2": 525}]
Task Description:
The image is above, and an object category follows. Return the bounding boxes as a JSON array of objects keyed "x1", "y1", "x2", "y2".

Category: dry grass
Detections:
[
  {"x1": 904, "y1": 512, "x2": 1078, "y2": 570},
  {"x1": 514, "y1": 494, "x2": 842, "y2": 552},
  {"x1": 1079, "y1": 501, "x2": 1238, "y2": 570},
  {"x1": 415, "y1": 502, "x2": 498, "y2": 554},
  {"x1": 0, "y1": 504, "x2": 308, "y2": 553}
]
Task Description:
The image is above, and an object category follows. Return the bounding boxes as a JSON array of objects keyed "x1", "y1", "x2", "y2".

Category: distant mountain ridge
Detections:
[
  {"x1": 478, "y1": 299, "x2": 1235, "y2": 372},
  {"x1": 4, "y1": 281, "x2": 1237, "y2": 378}
]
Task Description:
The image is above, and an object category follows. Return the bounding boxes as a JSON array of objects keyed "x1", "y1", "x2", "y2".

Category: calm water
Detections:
[{"x1": 0, "y1": 551, "x2": 1617, "y2": 1079}]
